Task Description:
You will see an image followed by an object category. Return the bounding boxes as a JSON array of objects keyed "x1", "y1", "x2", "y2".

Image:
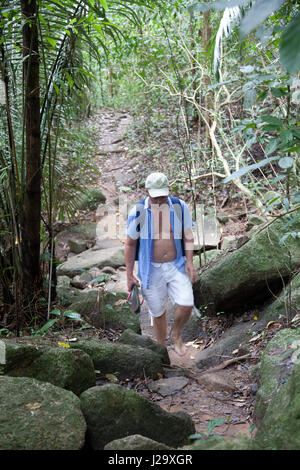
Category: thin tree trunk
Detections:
[
  {"x1": 202, "y1": 10, "x2": 213, "y2": 148},
  {"x1": 20, "y1": 0, "x2": 42, "y2": 310}
]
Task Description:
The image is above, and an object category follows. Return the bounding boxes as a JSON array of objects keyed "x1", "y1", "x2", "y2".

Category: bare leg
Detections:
[
  {"x1": 152, "y1": 312, "x2": 167, "y2": 347},
  {"x1": 171, "y1": 305, "x2": 192, "y2": 356}
]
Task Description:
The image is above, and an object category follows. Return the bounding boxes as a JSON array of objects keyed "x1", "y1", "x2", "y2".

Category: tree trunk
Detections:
[
  {"x1": 20, "y1": 0, "x2": 42, "y2": 310},
  {"x1": 202, "y1": 10, "x2": 213, "y2": 148}
]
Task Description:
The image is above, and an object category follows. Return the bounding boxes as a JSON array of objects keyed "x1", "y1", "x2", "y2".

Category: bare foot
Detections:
[{"x1": 171, "y1": 332, "x2": 187, "y2": 356}]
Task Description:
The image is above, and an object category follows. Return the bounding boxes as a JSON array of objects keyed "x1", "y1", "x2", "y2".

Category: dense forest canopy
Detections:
[{"x1": 0, "y1": 0, "x2": 299, "y2": 330}]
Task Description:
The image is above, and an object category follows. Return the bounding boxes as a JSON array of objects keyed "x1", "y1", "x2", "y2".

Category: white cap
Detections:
[{"x1": 145, "y1": 172, "x2": 169, "y2": 198}]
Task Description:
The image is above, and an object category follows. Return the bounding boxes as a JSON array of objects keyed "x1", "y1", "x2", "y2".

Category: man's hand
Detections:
[
  {"x1": 127, "y1": 274, "x2": 140, "y2": 292},
  {"x1": 185, "y1": 261, "x2": 197, "y2": 284}
]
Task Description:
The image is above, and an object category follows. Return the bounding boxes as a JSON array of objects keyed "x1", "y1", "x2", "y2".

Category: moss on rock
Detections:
[
  {"x1": 0, "y1": 376, "x2": 86, "y2": 450},
  {"x1": 80, "y1": 384, "x2": 195, "y2": 449},
  {"x1": 254, "y1": 328, "x2": 300, "y2": 424},
  {"x1": 118, "y1": 329, "x2": 170, "y2": 365},
  {"x1": 71, "y1": 339, "x2": 163, "y2": 379}
]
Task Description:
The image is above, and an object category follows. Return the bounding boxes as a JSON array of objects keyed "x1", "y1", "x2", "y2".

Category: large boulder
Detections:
[
  {"x1": 0, "y1": 376, "x2": 86, "y2": 450},
  {"x1": 3, "y1": 340, "x2": 96, "y2": 396},
  {"x1": 71, "y1": 339, "x2": 164, "y2": 379},
  {"x1": 254, "y1": 328, "x2": 300, "y2": 424},
  {"x1": 118, "y1": 329, "x2": 170, "y2": 365},
  {"x1": 193, "y1": 215, "x2": 300, "y2": 314},
  {"x1": 254, "y1": 363, "x2": 300, "y2": 450},
  {"x1": 67, "y1": 290, "x2": 141, "y2": 333},
  {"x1": 57, "y1": 246, "x2": 125, "y2": 277},
  {"x1": 80, "y1": 384, "x2": 195, "y2": 449}
]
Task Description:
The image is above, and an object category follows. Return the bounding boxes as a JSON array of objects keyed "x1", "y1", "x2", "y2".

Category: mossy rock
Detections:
[
  {"x1": 254, "y1": 363, "x2": 300, "y2": 450},
  {"x1": 77, "y1": 188, "x2": 106, "y2": 210},
  {"x1": 68, "y1": 290, "x2": 141, "y2": 333},
  {"x1": 262, "y1": 272, "x2": 300, "y2": 323},
  {"x1": 71, "y1": 339, "x2": 163, "y2": 379},
  {"x1": 3, "y1": 339, "x2": 96, "y2": 396},
  {"x1": 57, "y1": 246, "x2": 125, "y2": 277},
  {"x1": 193, "y1": 214, "x2": 300, "y2": 314},
  {"x1": 0, "y1": 376, "x2": 86, "y2": 450},
  {"x1": 3, "y1": 340, "x2": 47, "y2": 374},
  {"x1": 193, "y1": 250, "x2": 222, "y2": 270},
  {"x1": 80, "y1": 384, "x2": 195, "y2": 449},
  {"x1": 58, "y1": 222, "x2": 98, "y2": 241},
  {"x1": 254, "y1": 328, "x2": 300, "y2": 424},
  {"x1": 104, "y1": 434, "x2": 172, "y2": 450},
  {"x1": 118, "y1": 329, "x2": 170, "y2": 365}
]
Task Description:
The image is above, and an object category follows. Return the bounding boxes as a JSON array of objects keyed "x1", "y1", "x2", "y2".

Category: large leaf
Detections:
[
  {"x1": 280, "y1": 12, "x2": 300, "y2": 75},
  {"x1": 222, "y1": 156, "x2": 279, "y2": 183},
  {"x1": 240, "y1": 0, "x2": 285, "y2": 36}
]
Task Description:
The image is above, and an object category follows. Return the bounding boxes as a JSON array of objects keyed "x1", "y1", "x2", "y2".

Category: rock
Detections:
[
  {"x1": 80, "y1": 384, "x2": 195, "y2": 449},
  {"x1": 68, "y1": 290, "x2": 141, "y2": 333},
  {"x1": 254, "y1": 328, "x2": 300, "y2": 424},
  {"x1": 71, "y1": 339, "x2": 163, "y2": 379},
  {"x1": 0, "y1": 376, "x2": 86, "y2": 450},
  {"x1": 193, "y1": 250, "x2": 222, "y2": 270},
  {"x1": 70, "y1": 271, "x2": 93, "y2": 289},
  {"x1": 118, "y1": 329, "x2": 170, "y2": 365},
  {"x1": 3, "y1": 340, "x2": 46, "y2": 372},
  {"x1": 193, "y1": 214, "x2": 300, "y2": 315},
  {"x1": 88, "y1": 267, "x2": 103, "y2": 278},
  {"x1": 77, "y1": 188, "x2": 106, "y2": 210},
  {"x1": 67, "y1": 238, "x2": 87, "y2": 254},
  {"x1": 163, "y1": 366, "x2": 189, "y2": 378},
  {"x1": 57, "y1": 246, "x2": 125, "y2": 277},
  {"x1": 247, "y1": 214, "x2": 266, "y2": 227},
  {"x1": 254, "y1": 363, "x2": 300, "y2": 450},
  {"x1": 235, "y1": 234, "x2": 250, "y2": 249},
  {"x1": 260, "y1": 271, "x2": 300, "y2": 323},
  {"x1": 104, "y1": 435, "x2": 172, "y2": 450},
  {"x1": 197, "y1": 371, "x2": 236, "y2": 393},
  {"x1": 216, "y1": 212, "x2": 229, "y2": 224},
  {"x1": 148, "y1": 377, "x2": 189, "y2": 396},
  {"x1": 101, "y1": 266, "x2": 117, "y2": 274},
  {"x1": 57, "y1": 275, "x2": 71, "y2": 288},
  {"x1": 220, "y1": 235, "x2": 236, "y2": 250},
  {"x1": 3, "y1": 340, "x2": 96, "y2": 396},
  {"x1": 194, "y1": 321, "x2": 258, "y2": 369},
  {"x1": 70, "y1": 275, "x2": 87, "y2": 289},
  {"x1": 57, "y1": 222, "x2": 98, "y2": 243}
]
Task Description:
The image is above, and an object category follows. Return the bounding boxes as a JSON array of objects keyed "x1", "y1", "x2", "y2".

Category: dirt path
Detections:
[{"x1": 83, "y1": 109, "x2": 255, "y2": 440}]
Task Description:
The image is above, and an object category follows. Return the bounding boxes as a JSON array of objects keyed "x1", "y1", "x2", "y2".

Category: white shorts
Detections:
[{"x1": 141, "y1": 261, "x2": 194, "y2": 318}]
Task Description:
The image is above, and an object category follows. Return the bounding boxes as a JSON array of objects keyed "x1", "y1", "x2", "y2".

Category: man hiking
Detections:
[{"x1": 125, "y1": 172, "x2": 197, "y2": 356}]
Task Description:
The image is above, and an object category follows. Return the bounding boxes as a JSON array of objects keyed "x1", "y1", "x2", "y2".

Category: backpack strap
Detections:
[
  {"x1": 169, "y1": 197, "x2": 185, "y2": 256},
  {"x1": 135, "y1": 199, "x2": 146, "y2": 261}
]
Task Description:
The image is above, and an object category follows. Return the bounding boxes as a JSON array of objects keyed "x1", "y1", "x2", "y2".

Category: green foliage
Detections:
[{"x1": 34, "y1": 309, "x2": 84, "y2": 336}]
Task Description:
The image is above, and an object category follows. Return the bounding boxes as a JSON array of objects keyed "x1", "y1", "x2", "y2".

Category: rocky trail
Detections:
[{"x1": 54, "y1": 109, "x2": 258, "y2": 441}]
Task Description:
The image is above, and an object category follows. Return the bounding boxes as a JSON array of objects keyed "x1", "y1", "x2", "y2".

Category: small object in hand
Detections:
[{"x1": 127, "y1": 285, "x2": 141, "y2": 313}]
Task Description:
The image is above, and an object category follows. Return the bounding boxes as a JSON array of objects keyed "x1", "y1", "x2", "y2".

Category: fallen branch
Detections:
[{"x1": 197, "y1": 354, "x2": 251, "y2": 375}]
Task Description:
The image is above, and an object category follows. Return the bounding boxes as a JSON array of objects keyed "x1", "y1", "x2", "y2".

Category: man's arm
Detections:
[
  {"x1": 125, "y1": 236, "x2": 140, "y2": 291},
  {"x1": 184, "y1": 228, "x2": 197, "y2": 283}
]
